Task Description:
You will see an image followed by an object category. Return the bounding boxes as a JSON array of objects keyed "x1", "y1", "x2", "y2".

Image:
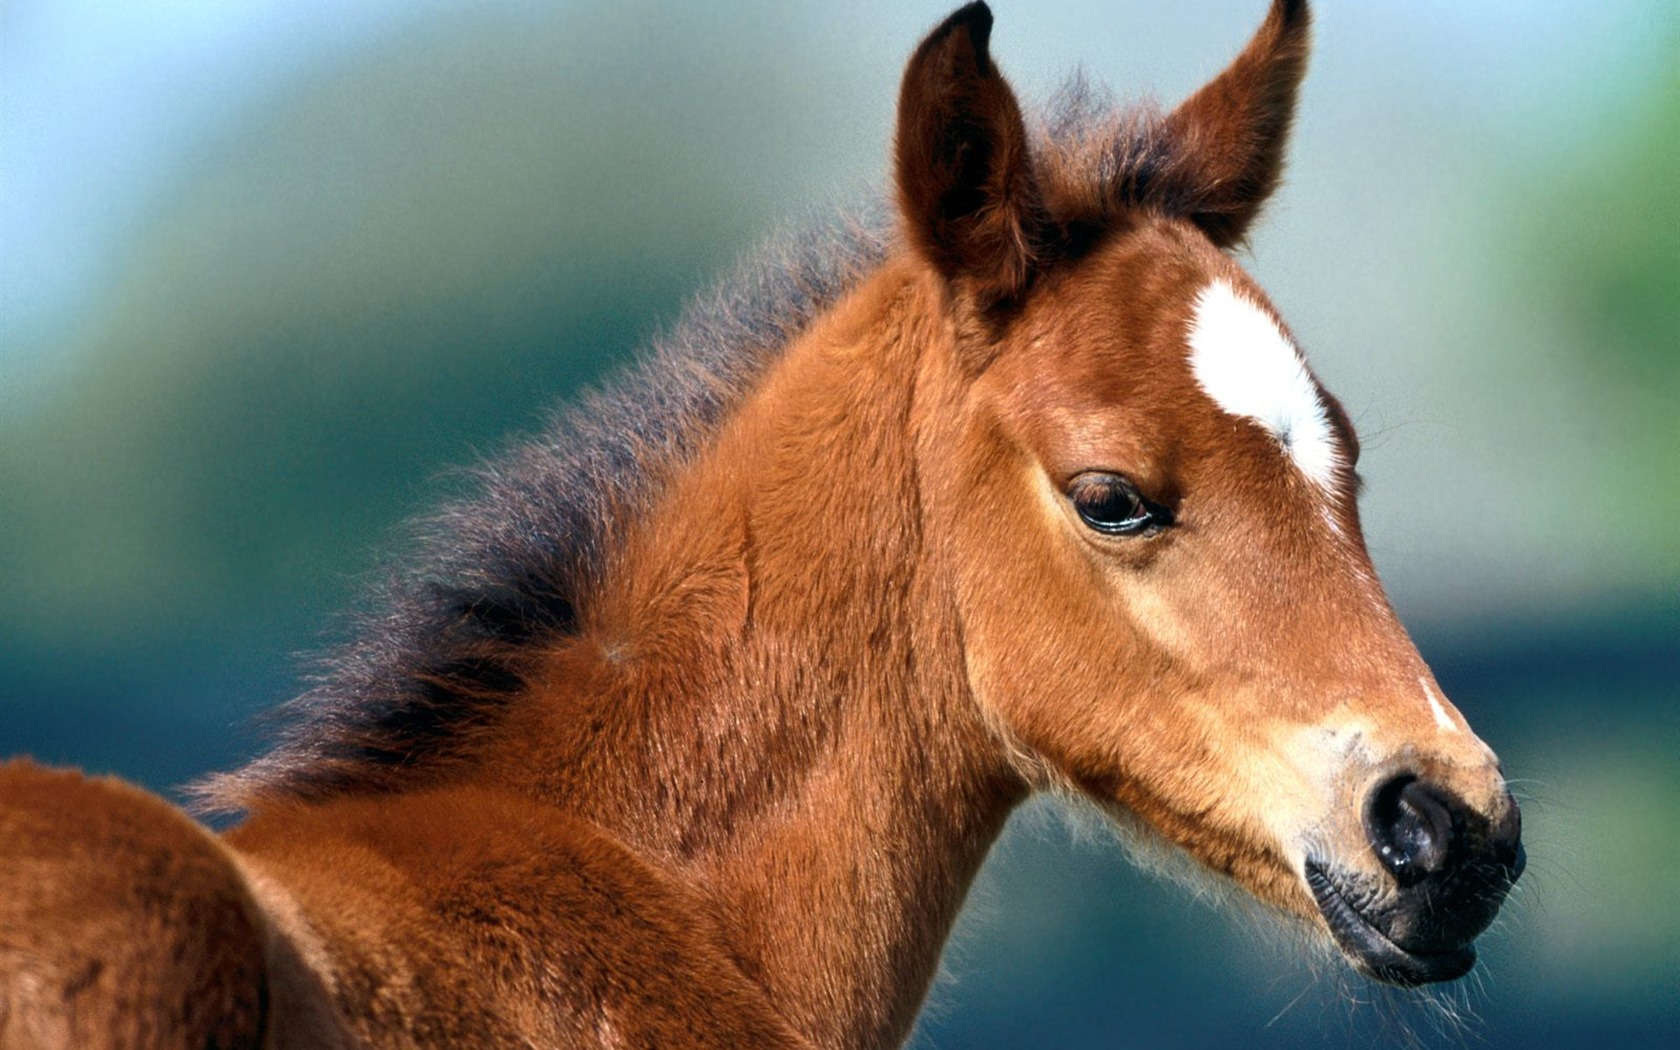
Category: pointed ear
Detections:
[
  {"x1": 1163, "y1": 0, "x2": 1311, "y2": 248},
  {"x1": 895, "y1": 3, "x2": 1045, "y2": 306}
]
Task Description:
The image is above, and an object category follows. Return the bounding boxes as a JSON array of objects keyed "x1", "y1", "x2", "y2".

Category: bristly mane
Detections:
[
  {"x1": 196, "y1": 82, "x2": 1234, "y2": 814},
  {"x1": 193, "y1": 209, "x2": 890, "y2": 812}
]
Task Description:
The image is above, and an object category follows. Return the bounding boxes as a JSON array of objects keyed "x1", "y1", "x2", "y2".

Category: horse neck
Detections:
[{"x1": 499, "y1": 259, "x2": 1025, "y2": 1048}]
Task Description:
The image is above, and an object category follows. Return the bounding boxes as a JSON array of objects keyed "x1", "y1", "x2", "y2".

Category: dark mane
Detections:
[
  {"x1": 194, "y1": 212, "x2": 888, "y2": 811},
  {"x1": 197, "y1": 87, "x2": 1218, "y2": 814}
]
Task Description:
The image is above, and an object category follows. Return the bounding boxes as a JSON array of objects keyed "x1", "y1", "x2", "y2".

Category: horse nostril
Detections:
[{"x1": 1364, "y1": 775, "x2": 1460, "y2": 885}]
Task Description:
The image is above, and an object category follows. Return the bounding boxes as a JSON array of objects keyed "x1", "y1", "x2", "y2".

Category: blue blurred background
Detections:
[{"x1": 3, "y1": 1, "x2": 1675, "y2": 1046}]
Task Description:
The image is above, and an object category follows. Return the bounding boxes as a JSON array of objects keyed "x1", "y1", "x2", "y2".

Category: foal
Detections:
[{"x1": 0, "y1": 2, "x2": 1522, "y2": 1047}]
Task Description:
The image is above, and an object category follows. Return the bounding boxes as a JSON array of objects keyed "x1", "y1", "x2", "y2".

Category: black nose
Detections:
[
  {"x1": 1327, "y1": 773, "x2": 1524, "y2": 971},
  {"x1": 1364, "y1": 775, "x2": 1458, "y2": 884},
  {"x1": 1363, "y1": 773, "x2": 1524, "y2": 890}
]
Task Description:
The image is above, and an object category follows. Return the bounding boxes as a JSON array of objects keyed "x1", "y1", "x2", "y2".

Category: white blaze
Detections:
[
  {"x1": 1188, "y1": 279, "x2": 1339, "y2": 487},
  {"x1": 1420, "y1": 677, "x2": 1461, "y2": 733}
]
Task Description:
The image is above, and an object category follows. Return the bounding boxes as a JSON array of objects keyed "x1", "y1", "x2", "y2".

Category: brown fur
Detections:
[
  {"x1": 0, "y1": 764, "x2": 267, "y2": 1048},
  {"x1": 0, "y1": 3, "x2": 1520, "y2": 1046}
]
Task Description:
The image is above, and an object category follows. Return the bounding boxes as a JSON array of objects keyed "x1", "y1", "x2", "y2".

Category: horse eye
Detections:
[{"x1": 1068, "y1": 473, "x2": 1169, "y2": 536}]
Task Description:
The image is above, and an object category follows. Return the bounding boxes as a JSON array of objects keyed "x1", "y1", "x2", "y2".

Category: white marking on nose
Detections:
[
  {"x1": 1420, "y1": 677, "x2": 1460, "y2": 733},
  {"x1": 1187, "y1": 279, "x2": 1339, "y2": 488},
  {"x1": 1319, "y1": 504, "x2": 1345, "y2": 539}
]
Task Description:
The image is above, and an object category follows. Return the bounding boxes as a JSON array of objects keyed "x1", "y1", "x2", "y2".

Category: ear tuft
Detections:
[
  {"x1": 941, "y1": 1, "x2": 994, "y2": 43},
  {"x1": 895, "y1": 2, "x2": 1045, "y2": 306}
]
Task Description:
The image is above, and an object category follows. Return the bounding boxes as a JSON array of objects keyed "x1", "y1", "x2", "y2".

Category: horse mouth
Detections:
[{"x1": 1304, "y1": 861, "x2": 1476, "y2": 986}]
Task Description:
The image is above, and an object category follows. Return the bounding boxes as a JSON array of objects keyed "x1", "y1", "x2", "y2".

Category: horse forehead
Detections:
[{"x1": 1185, "y1": 278, "x2": 1339, "y2": 487}]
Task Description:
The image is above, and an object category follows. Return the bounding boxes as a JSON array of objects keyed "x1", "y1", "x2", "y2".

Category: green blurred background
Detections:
[{"x1": 3, "y1": 1, "x2": 1675, "y2": 1046}]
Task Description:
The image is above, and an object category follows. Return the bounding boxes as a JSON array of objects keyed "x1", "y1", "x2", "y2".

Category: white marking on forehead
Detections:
[
  {"x1": 1187, "y1": 279, "x2": 1339, "y2": 487},
  {"x1": 1420, "y1": 677, "x2": 1460, "y2": 733}
]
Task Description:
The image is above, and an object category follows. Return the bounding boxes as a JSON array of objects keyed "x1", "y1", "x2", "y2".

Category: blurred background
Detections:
[{"x1": 2, "y1": 0, "x2": 1675, "y2": 1046}]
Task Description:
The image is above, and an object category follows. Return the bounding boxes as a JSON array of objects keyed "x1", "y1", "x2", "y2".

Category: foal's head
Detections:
[{"x1": 898, "y1": 1, "x2": 1521, "y2": 984}]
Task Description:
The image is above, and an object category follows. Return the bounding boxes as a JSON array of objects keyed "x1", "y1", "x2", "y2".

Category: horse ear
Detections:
[
  {"x1": 1162, "y1": 0, "x2": 1311, "y2": 248},
  {"x1": 895, "y1": 2, "x2": 1044, "y2": 306}
]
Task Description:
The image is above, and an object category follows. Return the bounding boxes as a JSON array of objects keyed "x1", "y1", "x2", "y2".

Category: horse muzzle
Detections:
[{"x1": 1306, "y1": 773, "x2": 1524, "y2": 985}]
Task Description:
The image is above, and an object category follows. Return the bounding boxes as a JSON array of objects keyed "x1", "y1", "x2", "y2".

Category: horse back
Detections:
[{"x1": 0, "y1": 761, "x2": 268, "y2": 1049}]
